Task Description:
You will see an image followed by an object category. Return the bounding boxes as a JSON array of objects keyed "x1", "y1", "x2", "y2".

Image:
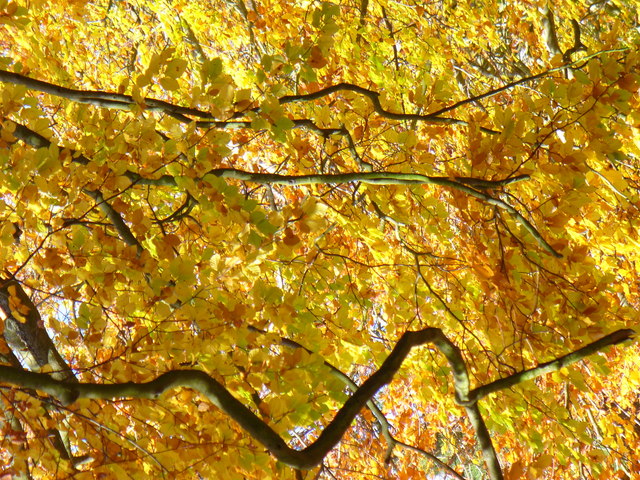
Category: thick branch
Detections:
[
  {"x1": 249, "y1": 326, "x2": 461, "y2": 475},
  {"x1": 0, "y1": 69, "x2": 370, "y2": 148},
  {"x1": 0, "y1": 279, "x2": 88, "y2": 467},
  {"x1": 8, "y1": 121, "x2": 559, "y2": 257},
  {"x1": 465, "y1": 404, "x2": 502, "y2": 480},
  {"x1": 0, "y1": 69, "x2": 213, "y2": 119},
  {"x1": 0, "y1": 279, "x2": 76, "y2": 382},
  {"x1": 137, "y1": 167, "x2": 529, "y2": 189},
  {"x1": 0, "y1": 69, "x2": 496, "y2": 133},
  {"x1": 541, "y1": 6, "x2": 562, "y2": 59},
  {"x1": 1, "y1": 48, "x2": 625, "y2": 139},
  {"x1": 0, "y1": 328, "x2": 456, "y2": 470},
  {"x1": 0, "y1": 327, "x2": 629, "y2": 475}
]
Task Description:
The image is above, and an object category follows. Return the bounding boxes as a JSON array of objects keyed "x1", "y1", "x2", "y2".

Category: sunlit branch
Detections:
[
  {"x1": 0, "y1": 279, "x2": 77, "y2": 382},
  {"x1": 0, "y1": 326, "x2": 629, "y2": 476},
  {"x1": 465, "y1": 404, "x2": 501, "y2": 480},
  {"x1": 194, "y1": 118, "x2": 344, "y2": 137},
  {"x1": 8, "y1": 120, "x2": 558, "y2": 257},
  {"x1": 0, "y1": 69, "x2": 213, "y2": 118},
  {"x1": 541, "y1": 6, "x2": 562, "y2": 59},
  {"x1": 465, "y1": 328, "x2": 636, "y2": 405},
  {"x1": 193, "y1": 118, "x2": 369, "y2": 166},
  {"x1": 179, "y1": 168, "x2": 557, "y2": 256},
  {"x1": 0, "y1": 68, "x2": 474, "y2": 128},
  {"x1": 0, "y1": 327, "x2": 466, "y2": 470},
  {"x1": 0, "y1": 69, "x2": 487, "y2": 137},
  {"x1": 248, "y1": 325, "x2": 462, "y2": 476}
]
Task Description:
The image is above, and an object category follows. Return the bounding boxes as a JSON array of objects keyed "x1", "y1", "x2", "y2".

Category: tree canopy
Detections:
[{"x1": 0, "y1": 1, "x2": 639, "y2": 479}]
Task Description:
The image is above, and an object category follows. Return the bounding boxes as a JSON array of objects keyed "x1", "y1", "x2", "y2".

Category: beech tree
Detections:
[{"x1": 0, "y1": 1, "x2": 639, "y2": 479}]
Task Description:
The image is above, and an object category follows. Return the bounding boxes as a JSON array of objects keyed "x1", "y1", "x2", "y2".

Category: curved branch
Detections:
[
  {"x1": 1, "y1": 327, "x2": 628, "y2": 474},
  {"x1": 0, "y1": 69, "x2": 488, "y2": 132},
  {"x1": 1, "y1": 48, "x2": 625, "y2": 136},
  {"x1": 248, "y1": 325, "x2": 462, "y2": 476},
  {"x1": 0, "y1": 328, "x2": 453, "y2": 469},
  {"x1": 8, "y1": 120, "x2": 556, "y2": 257},
  {"x1": 277, "y1": 83, "x2": 498, "y2": 134}
]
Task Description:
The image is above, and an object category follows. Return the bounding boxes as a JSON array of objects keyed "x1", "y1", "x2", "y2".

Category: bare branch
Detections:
[
  {"x1": 0, "y1": 69, "x2": 213, "y2": 118},
  {"x1": 466, "y1": 329, "x2": 636, "y2": 404},
  {"x1": 0, "y1": 326, "x2": 630, "y2": 476}
]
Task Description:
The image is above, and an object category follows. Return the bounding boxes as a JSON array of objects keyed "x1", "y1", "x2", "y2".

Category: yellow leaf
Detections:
[{"x1": 160, "y1": 76, "x2": 180, "y2": 91}]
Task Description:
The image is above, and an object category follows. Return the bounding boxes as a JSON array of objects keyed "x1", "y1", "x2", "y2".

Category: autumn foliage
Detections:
[{"x1": 0, "y1": 0, "x2": 639, "y2": 479}]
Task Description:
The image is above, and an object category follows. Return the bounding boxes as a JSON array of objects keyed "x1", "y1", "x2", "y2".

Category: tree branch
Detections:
[
  {"x1": 427, "y1": 48, "x2": 627, "y2": 118},
  {"x1": 355, "y1": 0, "x2": 369, "y2": 44},
  {"x1": 0, "y1": 279, "x2": 91, "y2": 467},
  {"x1": 10, "y1": 123, "x2": 143, "y2": 253},
  {"x1": 196, "y1": 169, "x2": 560, "y2": 257},
  {"x1": 0, "y1": 69, "x2": 497, "y2": 133},
  {"x1": 248, "y1": 325, "x2": 462, "y2": 475},
  {"x1": 0, "y1": 326, "x2": 627, "y2": 474},
  {"x1": 465, "y1": 328, "x2": 636, "y2": 404},
  {"x1": 540, "y1": 6, "x2": 563, "y2": 59},
  {"x1": 0, "y1": 327, "x2": 457, "y2": 470},
  {"x1": 1, "y1": 47, "x2": 625, "y2": 141},
  {"x1": 0, "y1": 279, "x2": 77, "y2": 382},
  {"x1": 464, "y1": 404, "x2": 502, "y2": 480},
  {"x1": 277, "y1": 83, "x2": 498, "y2": 133},
  {"x1": 8, "y1": 120, "x2": 558, "y2": 257},
  {"x1": 0, "y1": 69, "x2": 213, "y2": 118}
]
